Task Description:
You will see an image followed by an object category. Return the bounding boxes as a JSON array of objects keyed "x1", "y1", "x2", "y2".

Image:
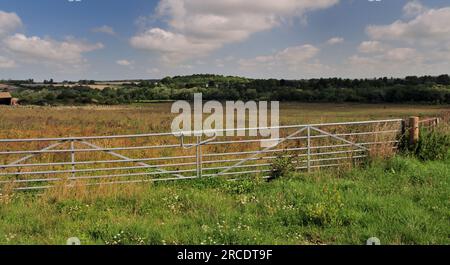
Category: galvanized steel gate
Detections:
[{"x1": 0, "y1": 119, "x2": 403, "y2": 191}]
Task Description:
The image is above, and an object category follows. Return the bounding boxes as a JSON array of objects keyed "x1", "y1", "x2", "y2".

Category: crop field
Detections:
[{"x1": 0, "y1": 103, "x2": 449, "y2": 245}]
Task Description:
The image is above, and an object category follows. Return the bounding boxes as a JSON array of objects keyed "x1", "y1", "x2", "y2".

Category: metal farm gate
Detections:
[{"x1": 0, "y1": 119, "x2": 403, "y2": 191}]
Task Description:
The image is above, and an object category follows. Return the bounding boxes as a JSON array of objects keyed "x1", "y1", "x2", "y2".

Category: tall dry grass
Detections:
[{"x1": 0, "y1": 103, "x2": 448, "y2": 196}]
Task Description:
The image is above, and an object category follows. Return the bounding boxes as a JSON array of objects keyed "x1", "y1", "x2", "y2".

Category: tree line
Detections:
[{"x1": 9, "y1": 74, "x2": 450, "y2": 105}]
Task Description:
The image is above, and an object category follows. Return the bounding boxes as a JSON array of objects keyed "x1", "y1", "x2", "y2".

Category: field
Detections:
[
  {"x1": 0, "y1": 103, "x2": 449, "y2": 245},
  {"x1": 0, "y1": 103, "x2": 447, "y2": 138}
]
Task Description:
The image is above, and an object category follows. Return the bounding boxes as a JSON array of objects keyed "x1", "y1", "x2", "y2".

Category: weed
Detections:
[
  {"x1": 400, "y1": 127, "x2": 450, "y2": 161},
  {"x1": 270, "y1": 153, "x2": 295, "y2": 179}
]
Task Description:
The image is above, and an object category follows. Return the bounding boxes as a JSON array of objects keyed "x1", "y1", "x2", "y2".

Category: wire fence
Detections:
[{"x1": 0, "y1": 119, "x2": 404, "y2": 191}]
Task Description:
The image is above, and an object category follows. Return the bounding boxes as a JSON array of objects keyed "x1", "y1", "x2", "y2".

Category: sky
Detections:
[{"x1": 0, "y1": 0, "x2": 450, "y2": 81}]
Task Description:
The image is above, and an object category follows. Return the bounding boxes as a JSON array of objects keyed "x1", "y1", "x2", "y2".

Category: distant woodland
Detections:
[{"x1": 3, "y1": 74, "x2": 450, "y2": 105}]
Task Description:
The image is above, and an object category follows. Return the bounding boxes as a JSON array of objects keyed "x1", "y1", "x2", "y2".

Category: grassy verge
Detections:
[{"x1": 0, "y1": 155, "x2": 448, "y2": 245}]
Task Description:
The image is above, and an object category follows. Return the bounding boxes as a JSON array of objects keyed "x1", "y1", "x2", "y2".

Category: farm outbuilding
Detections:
[{"x1": 0, "y1": 92, "x2": 13, "y2": 105}]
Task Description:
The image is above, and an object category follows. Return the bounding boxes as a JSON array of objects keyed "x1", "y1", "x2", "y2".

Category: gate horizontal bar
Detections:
[{"x1": 0, "y1": 119, "x2": 402, "y2": 143}]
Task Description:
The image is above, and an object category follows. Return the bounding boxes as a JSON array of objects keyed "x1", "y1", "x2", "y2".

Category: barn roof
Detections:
[{"x1": 0, "y1": 92, "x2": 12, "y2": 99}]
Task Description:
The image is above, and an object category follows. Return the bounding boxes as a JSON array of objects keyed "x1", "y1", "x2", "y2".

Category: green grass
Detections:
[{"x1": 0, "y1": 155, "x2": 448, "y2": 245}]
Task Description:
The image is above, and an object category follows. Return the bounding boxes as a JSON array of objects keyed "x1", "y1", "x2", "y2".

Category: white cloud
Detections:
[
  {"x1": 367, "y1": 7, "x2": 450, "y2": 44},
  {"x1": 147, "y1": 67, "x2": 160, "y2": 74},
  {"x1": 358, "y1": 41, "x2": 384, "y2": 53},
  {"x1": 0, "y1": 10, "x2": 22, "y2": 36},
  {"x1": 351, "y1": 46, "x2": 419, "y2": 65},
  {"x1": 91, "y1": 25, "x2": 116, "y2": 35},
  {"x1": 403, "y1": 0, "x2": 427, "y2": 17},
  {"x1": 346, "y1": 2, "x2": 450, "y2": 78},
  {"x1": 240, "y1": 45, "x2": 319, "y2": 68},
  {"x1": 0, "y1": 11, "x2": 105, "y2": 74},
  {"x1": 348, "y1": 42, "x2": 445, "y2": 78},
  {"x1": 3, "y1": 34, "x2": 104, "y2": 65},
  {"x1": 276, "y1": 45, "x2": 320, "y2": 65},
  {"x1": 214, "y1": 56, "x2": 235, "y2": 68},
  {"x1": 347, "y1": 48, "x2": 427, "y2": 78},
  {"x1": 156, "y1": 0, "x2": 340, "y2": 38},
  {"x1": 238, "y1": 44, "x2": 328, "y2": 78},
  {"x1": 130, "y1": 28, "x2": 219, "y2": 63},
  {"x1": 326, "y1": 37, "x2": 344, "y2": 45},
  {"x1": 116, "y1": 59, "x2": 134, "y2": 67},
  {"x1": 0, "y1": 56, "x2": 16, "y2": 69},
  {"x1": 384, "y1": 47, "x2": 417, "y2": 61},
  {"x1": 131, "y1": 0, "x2": 339, "y2": 63}
]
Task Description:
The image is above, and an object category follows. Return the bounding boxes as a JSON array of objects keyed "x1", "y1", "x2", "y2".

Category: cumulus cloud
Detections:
[
  {"x1": 345, "y1": 2, "x2": 450, "y2": 77},
  {"x1": 116, "y1": 59, "x2": 134, "y2": 67},
  {"x1": 0, "y1": 56, "x2": 16, "y2": 69},
  {"x1": 238, "y1": 44, "x2": 329, "y2": 78},
  {"x1": 351, "y1": 47, "x2": 419, "y2": 66},
  {"x1": 0, "y1": 10, "x2": 22, "y2": 36},
  {"x1": 384, "y1": 47, "x2": 418, "y2": 61},
  {"x1": 276, "y1": 45, "x2": 320, "y2": 65},
  {"x1": 240, "y1": 45, "x2": 319, "y2": 68},
  {"x1": 91, "y1": 25, "x2": 116, "y2": 35},
  {"x1": 156, "y1": 0, "x2": 339, "y2": 39},
  {"x1": 358, "y1": 41, "x2": 384, "y2": 53},
  {"x1": 347, "y1": 49, "x2": 426, "y2": 78},
  {"x1": 214, "y1": 56, "x2": 235, "y2": 68},
  {"x1": 3, "y1": 34, "x2": 104, "y2": 65},
  {"x1": 147, "y1": 67, "x2": 160, "y2": 74},
  {"x1": 403, "y1": 0, "x2": 428, "y2": 17},
  {"x1": 367, "y1": 7, "x2": 450, "y2": 44},
  {"x1": 131, "y1": 0, "x2": 339, "y2": 63},
  {"x1": 347, "y1": 42, "x2": 445, "y2": 78},
  {"x1": 0, "y1": 11, "x2": 104, "y2": 73},
  {"x1": 326, "y1": 37, "x2": 344, "y2": 45},
  {"x1": 130, "y1": 28, "x2": 218, "y2": 63}
]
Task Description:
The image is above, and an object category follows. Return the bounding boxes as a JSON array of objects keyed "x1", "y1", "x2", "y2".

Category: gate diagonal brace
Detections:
[
  {"x1": 310, "y1": 126, "x2": 369, "y2": 152},
  {"x1": 216, "y1": 126, "x2": 308, "y2": 176},
  {"x1": 2, "y1": 141, "x2": 65, "y2": 169},
  {"x1": 80, "y1": 141, "x2": 186, "y2": 179}
]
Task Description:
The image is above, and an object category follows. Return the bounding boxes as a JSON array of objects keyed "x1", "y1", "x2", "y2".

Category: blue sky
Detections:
[{"x1": 0, "y1": 0, "x2": 449, "y2": 81}]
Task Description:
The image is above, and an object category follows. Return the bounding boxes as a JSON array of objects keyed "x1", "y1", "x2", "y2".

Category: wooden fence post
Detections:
[{"x1": 409, "y1": 116, "x2": 419, "y2": 145}]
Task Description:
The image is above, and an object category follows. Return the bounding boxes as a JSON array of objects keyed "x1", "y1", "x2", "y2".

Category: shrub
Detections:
[
  {"x1": 270, "y1": 154, "x2": 295, "y2": 179},
  {"x1": 400, "y1": 127, "x2": 450, "y2": 161}
]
